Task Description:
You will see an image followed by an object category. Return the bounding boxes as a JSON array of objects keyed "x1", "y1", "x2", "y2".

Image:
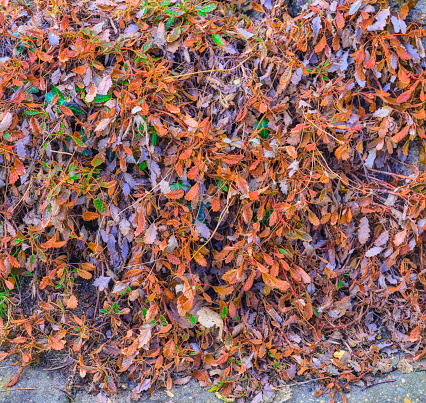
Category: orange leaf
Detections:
[
  {"x1": 145, "y1": 303, "x2": 158, "y2": 323},
  {"x1": 335, "y1": 12, "x2": 345, "y2": 29},
  {"x1": 166, "y1": 253, "x2": 181, "y2": 265},
  {"x1": 185, "y1": 182, "x2": 199, "y2": 201},
  {"x1": 82, "y1": 211, "x2": 100, "y2": 220},
  {"x1": 396, "y1": 90, "x2": 412, "y2": 104},
  {"x1": 314, "y1": 35, "x2": 327, "y2": 53},
  {"x1": 235, "y1": 174, "x2": 249, "y2": 194},
  {"x1": 192, "y1": 370, "x2": 209, "y2": 381},
  {"x1": 60, "y1": 104, "x2": 74, "y2": 116},
  {"x1": 286, "y1": 146, "x2": 297, "y2": 159},
  {"x1": 211, "y1": 197, "x2": 221, "y2": 212},
  {"x1": 184, "y1": 116, "x2": 199, "y2": 128},
  {"x1": 409, "y1": 325, "x2": 421, "y2": 341},
  {"x1": 392, "y1": 126, "x2": 409, "y2": 143},
  {"x1": 193, "y1": 252, "x2": 208, "y2": 267},
  {"x1": 48, "y1": 336, "x2": 65, "y2": 350},
  {"x1": 308, "y1": 209, "x2": 320, "y2": 226},
  {"x1": 85, "y1": 83, "x2": 97, "y2": 103},
  {"x1": 135, "y1": 210, "x2": 146, "y2": 236},
  {"x1": 165, "y1": 103, "x2": 180, "y2": 114},
  {"x1": 72, "y1": 64, "x2": 88, "y2": 75},
  {"x1": 294, "y1": 265, "x2": 311, "y2": 284},
  {"x1": 166, "y1": 189, "x2": 185, "y2": 199},
  {"x1": 66, "y1": 295, "x2": 78, "y2": 309},
  {"x1": 77, "y1": 268, "x2": 92, "y2": 279},
  {"x1": 5, "y1": 372, "x2": 21, "y2": 387},
  {"x1": 262, "y1": 273, "x2": 290, "y2": 292},
  {"x1": 212, "y1": 285, "x2": 234, "y2": 295},
  {"x1": 179, "y1": 148, "x2": 192, "y2": 160},
  {"x1": 14, "y1": 159, "x2": 26, "y2": 176},
  {"x1": 9, "y1": 166, "x2": 19, "y2": 184},
  {"x1": 81, "y1": 262, "x2": 96, "y2": 271}
]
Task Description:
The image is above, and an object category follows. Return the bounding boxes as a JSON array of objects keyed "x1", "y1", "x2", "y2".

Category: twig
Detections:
[
  {"x1": 166, "y1": 55, "x2": 254, "y2": 81},
  {"x1": 195, "y1": 187, "x2": 232, "y2": 255},
  {"x1": 0, "y1": 388, "x2": 36, "y2": 391},
  {"x1": 43, "y1": 357, "x2": 75, "y2": 371},
  {"x1": 50, "y1": 386, "x2": 75, "y2": 401},
  {"x1": 361, "y1": 379, "x2": 395, "y2": 391},
  {"x1": 286, "y1": 376, "x2": 331, "y2": 387}
]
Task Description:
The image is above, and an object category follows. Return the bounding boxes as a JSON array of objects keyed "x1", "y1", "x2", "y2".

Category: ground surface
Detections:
[{"x1": 0, "y1": 359, "x2": 425, "y2": 403}]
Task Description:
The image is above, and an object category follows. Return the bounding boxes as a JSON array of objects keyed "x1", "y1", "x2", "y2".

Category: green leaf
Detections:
[
  {"x1": 254, "y1": 119, "x2": 269, "y2": 139},
  {"x1": 170, "y1": 181, "x2": 191, "y2": 191},
  {"x1": 93, "y1": 94, "x2": 112, "y2": 103},
  {"x1": 285, "y1": 229, "x2": 312, "y2": 242},
  {"x1": 23, "y1": 110, "x2": 40, "y2": 117},
  {"x1": 189, "y1": 315, "x2": 197, "y2": 324},
  {"x1": 91, "y1": 155, "x2": 104, "y2": 167},
  {"x1": 70, "y1": 135, "x2": 85, "y2": 147},
  {"x1": 38, "y1": 249, "x2": 46, "y2": 262},
  {"x1": 196, "y1": 3, "x2": 216, "y2": 13},
  {"x1": 313, "y1": 306, "x2": 319, "y2": 316},
  {"x1": 165, "y1": 17, "x2": 175, "y2": 28},
  {"x1": 212, "y1": 34, "x2": 225, "y2": 46},
  {"x1": 226, "y1": 334, "x2": 232, "y2": 345},
  {"x1": 160, "y1": 315, "x2": 168, "y2": 326},
  {"x1": 94, "y1": 199, "x2": 108, "y2": 214},
  {"x1": 165, "y1": 8, "x2": 185, "y2": 17},
  {"x1": 45, "y1": 90, "x2": 64, "y2": 105},
  {"x1": 139, "y1": 161, "x2": 147, "y2": 171},
  {"x1": 64, "y1": 102, "x2": 84, "y2": 115},
  {"x1": 168, "y1": 26, "x2": 181, "y2": 42},
  {"x1": 26, "y1": 85, "x2": 40, "y2": 94},
  {"x1": 152, "y1": 131, "x2": 157, "y2": 146}
]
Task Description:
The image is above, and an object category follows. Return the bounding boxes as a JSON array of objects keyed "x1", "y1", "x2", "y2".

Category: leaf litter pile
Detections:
[{"x1": 0, "y1": 0, "x2": 426, "y2": 401}]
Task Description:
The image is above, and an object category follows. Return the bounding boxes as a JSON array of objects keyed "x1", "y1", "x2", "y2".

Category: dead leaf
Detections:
[
  {"x1": 97, "y1": 74, "x2": 112, "y2": 95},
  {"x1": 397, "y1": 358, "x2": 413, "y2": 373},
  {"x1": 95, "y1": 118, "x2": 111, "y2": 132},
  {"x1": 358, "y1": 216, "x2": 370, "y2": 245},
  {"x1": 93, "y1": 276, "x2": 111, "y2": 291},
  {"x1": 0, "y1": 111, "x2": 12, "y2": 132},
  {"x1": 196, "y1": 307, "x2": 223, "y2": 340},
  {"x1": 144, "y1": 223, "x2": 157, "y2": 244},
  {"x1": 262, "y1": 273, "x2": 290, "y2": 292}
]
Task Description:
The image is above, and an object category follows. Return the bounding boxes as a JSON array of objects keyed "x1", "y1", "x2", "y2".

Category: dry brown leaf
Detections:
[
  {"x1": 262, "y1": 273, "x2": 290, "y2": 292},
  {"x1": 97, "y1": 74, "x2": 112, "y2": 95},
  {"x1": 0, "y1": 111, "x2": 13, "y2": 133},
  {"x1": 358, "y1": 216, "x2": 370, "y2": 245},
  {"x1": 94, "y1": 118, "x2": 111, "y2": 132},
  {"x1": 137, "y1": 325, "x2": 152, "y2": 349},
  {"x1": 393, "y1": 230, "x2": 406, "y2": 246},
  {"x1": 143, "y1": 223, "x2": 157, "y2": 244},
  {"x1": 66, "y1": 295, "x2": 78, "y2": 309},
  {"x1": 196, "y1": 307, "x2": 223, "y2": 340}
]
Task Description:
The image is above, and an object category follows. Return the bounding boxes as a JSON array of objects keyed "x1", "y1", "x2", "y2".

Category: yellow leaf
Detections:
[{"x1": 333, "y1": 350, "x2": 346, "y2": 360}]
